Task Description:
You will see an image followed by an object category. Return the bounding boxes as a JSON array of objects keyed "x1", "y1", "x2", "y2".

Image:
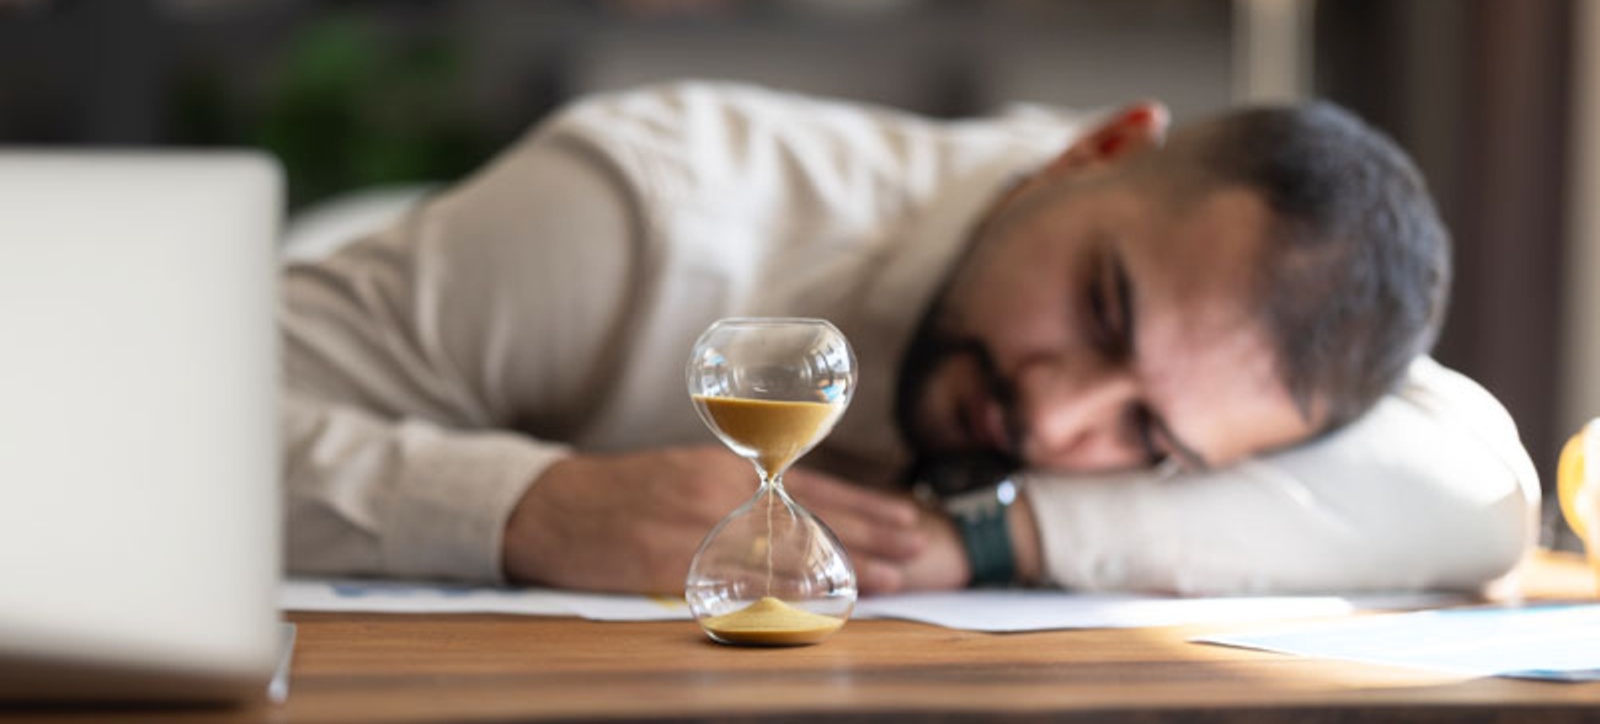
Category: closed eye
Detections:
[
  {"x1": 1086, "y1": 269, "x2": 1114, "y2": 351},
  {"x1": 1125, "y1": 403, "x2": 1170, "y2": 467},
  {"x1": 1111, "y1": 248, "x2": 1135, "y2": 357}
]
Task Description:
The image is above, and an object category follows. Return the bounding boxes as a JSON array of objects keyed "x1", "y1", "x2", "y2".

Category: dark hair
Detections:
[{"x1": 1158, "y1": 102, "x2": 1451, "y2": 431}]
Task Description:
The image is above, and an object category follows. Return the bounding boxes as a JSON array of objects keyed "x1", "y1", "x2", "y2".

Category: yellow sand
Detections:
[
  {"x1": 700, "y1": 596, "x2": 846, "y2": 646},
  {"x1": 693, "y1": 396, "x2": 840, "y2": 473}
]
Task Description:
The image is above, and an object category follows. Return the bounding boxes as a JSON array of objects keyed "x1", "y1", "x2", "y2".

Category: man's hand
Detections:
[
  {"x1": 893, "y1": 492, "x2": 1046, "y2": 591},
  {"x1": 894, "y1": 505, "x2": 970, "y2": 591},
  {"x1": 501, "y1": 446, "x2": 927, "y2": 595}
]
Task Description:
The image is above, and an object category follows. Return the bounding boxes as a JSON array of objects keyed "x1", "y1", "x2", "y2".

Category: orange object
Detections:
[{"x1": 1558, "y1": 419, "x2": 1600, "y2": 587}]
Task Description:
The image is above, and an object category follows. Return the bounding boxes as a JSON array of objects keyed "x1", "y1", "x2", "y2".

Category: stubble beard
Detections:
[
  {"x1": 892, "y1": 175, "x2": 1037, "y2": 493},
  {"x1": 892, "y1": 294, "x2": 1024, "y2": 495}
]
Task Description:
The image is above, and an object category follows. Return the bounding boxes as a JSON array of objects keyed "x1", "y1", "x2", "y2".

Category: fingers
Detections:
[
  {"x1": 818, "y1": 506, "x2": 928, "y2": 564},
  {"x1": 854, "y1": 557, "x2": 907, "y2": 596},
  {"x1": 785, "y1": 469, "x2": 928, "y2": 564},
  {"x1": 647, "y1": 459, "x2": 971, "y2": 596},
  {"x1": 785, "y1": 469, "x2": 920, "y2": 527},
  {"x1": 851, "y1": 510, "x2": 971, "y2": 595},
  {"x1": 893, "y1": 510, "x2": 971, "y2": 592}
]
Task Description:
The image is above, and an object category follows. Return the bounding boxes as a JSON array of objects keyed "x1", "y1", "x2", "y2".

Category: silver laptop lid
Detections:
[{"x1": 0, "y1": 150, "x2": 282, "y2": 701}]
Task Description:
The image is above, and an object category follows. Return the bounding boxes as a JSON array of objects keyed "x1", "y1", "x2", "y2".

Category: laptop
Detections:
[{"x1": 0, "y1": 150, "x2": 285, "y2": 703}]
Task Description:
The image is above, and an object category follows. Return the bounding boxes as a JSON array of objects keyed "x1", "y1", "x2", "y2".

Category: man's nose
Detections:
[{"x1": 1013, "y1": 356, "x2": 1140, "y2": 470}]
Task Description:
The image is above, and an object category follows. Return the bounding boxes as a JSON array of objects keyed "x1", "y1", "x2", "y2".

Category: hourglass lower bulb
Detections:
[{"x1": 684, "y1": 319, "x2": 858, "y2": 646}]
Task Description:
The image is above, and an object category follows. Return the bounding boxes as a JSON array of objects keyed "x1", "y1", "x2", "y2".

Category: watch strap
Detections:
[{"x1": 945, "y1": 479, "x2": 1018, "y2": 587}]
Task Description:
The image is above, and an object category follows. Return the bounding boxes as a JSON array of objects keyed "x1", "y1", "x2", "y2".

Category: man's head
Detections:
[{"x1": 896, "y1": 101, "x2": 1450, "y2": 477}]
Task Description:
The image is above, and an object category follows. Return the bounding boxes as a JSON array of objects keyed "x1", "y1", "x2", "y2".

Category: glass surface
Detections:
[{"x1": 684, "y1": 318, "x2": 858, "y2": 646}]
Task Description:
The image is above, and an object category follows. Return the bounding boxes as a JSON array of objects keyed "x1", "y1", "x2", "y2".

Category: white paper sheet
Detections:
[
  {"x1": 1196, "y1": 604, "x2": 1600, "y2": 681},
  {"x1": 855, "y1": 590, "x2": 1357, "y2": 632},
  {"x1": 280, "y1": 577, "x2": 684, "y2": 619},
  {"x1": 282, "y1": 577, "x2": 1451, "y2": 632}
]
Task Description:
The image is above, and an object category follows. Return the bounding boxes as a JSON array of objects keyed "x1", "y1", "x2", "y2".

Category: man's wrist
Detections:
[
  {"x1": 502, "y1": 454, "x2": 583, "y2": 584},
  {"x1": 945, "y1": 479, "x2": 1021, "y2": 586},
  {"x1": 1007, "y1": 489, "x2": 1042, "y2": 585}
]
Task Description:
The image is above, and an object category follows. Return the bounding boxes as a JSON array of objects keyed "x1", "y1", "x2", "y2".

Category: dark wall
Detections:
[
  {"x1": 0, "y1": 0, "x2": 1234, "y2": 210},
  {"x1": 1318, "y1": 0, "x2": 1575, "y2": 545}
]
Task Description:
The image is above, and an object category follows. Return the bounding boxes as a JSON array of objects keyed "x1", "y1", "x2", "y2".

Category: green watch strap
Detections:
[{"x1": 946, "y1": 479, "x2": 1018, "y2": 587}]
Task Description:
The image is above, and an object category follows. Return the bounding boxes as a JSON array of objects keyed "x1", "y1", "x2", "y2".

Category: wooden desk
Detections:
[{"x1": 11, "y1": 553, "x2": 1600, "y2": 723}]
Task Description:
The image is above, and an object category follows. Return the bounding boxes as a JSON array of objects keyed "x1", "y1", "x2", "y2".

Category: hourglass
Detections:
[{"x1": 685, "y1": 318, "x2": 857, "y2": 646}]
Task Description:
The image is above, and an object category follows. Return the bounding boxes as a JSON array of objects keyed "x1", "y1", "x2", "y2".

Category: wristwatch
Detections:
[{"x1": 944, "y1": 477, "x2": 1019, "y2": 587}]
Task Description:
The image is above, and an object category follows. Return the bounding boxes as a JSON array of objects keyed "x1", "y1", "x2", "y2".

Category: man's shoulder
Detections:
[
  {"x1": 545, "y1": 80, "x2": 1085, "y2": 142},
  {"x1": 556, "y1": 80, "x2": 914, "y2": 123},
  {"x1": 520, "y1": 81, "x2": 966, "y2": 219},
  {"x1": 538, "y1": 80, "x2": 937, "y2": 155},
  {"x1": 532, "y1": 81, "x2": 1081, "y2": 194}
]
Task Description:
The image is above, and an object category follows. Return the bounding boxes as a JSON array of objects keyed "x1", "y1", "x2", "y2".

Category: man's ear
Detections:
[{"x1": 1041, "y1": 101, "x2": 1171, "y2": 179}]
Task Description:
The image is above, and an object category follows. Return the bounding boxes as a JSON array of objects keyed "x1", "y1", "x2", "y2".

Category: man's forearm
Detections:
[
  {"x1": 1017, "y1": 359, "x2": 1538, "y2": 594},
  {"x1": 282, "y1": 394, "x2": 560, "y2": 582}
]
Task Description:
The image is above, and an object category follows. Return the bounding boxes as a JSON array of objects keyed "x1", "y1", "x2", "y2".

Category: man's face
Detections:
[{"x1": 899, "y1": 172, "x2": 1320, "y2": 475}]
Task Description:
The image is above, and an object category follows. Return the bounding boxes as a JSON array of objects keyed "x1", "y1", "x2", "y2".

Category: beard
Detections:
[
  {"x1": 892, "y1": 296, "x2": 1024, "y2": 495},
  {"x1": 893, "y1": 175, "x2": 1039, "y2": 494}
]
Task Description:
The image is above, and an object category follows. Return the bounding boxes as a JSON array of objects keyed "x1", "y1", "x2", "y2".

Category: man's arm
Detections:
[
  {"x1": 501, "y1": 446, "x2": 927, "y2": 594},
  {"x1": 282, "y1": 129, "x2": 924, "y2": 588},
  {"x1": 894, "y1": 358, "x2": 1537, "y2": 593},
  {"x1": 280, "y1": 137, "x2": 634, "y2": 582},
  {"x1": 1010, "y1": 357, "x2": 1538, "y2": 594}
]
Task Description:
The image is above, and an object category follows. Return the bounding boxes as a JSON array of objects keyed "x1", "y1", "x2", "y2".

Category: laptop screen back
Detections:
[{"x1": 0, "y1": 151, "x2": 282, "y2": 701}]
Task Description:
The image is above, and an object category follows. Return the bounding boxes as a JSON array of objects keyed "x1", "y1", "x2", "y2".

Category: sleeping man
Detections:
[{"x1": 280, "y1": 82, "x2": 1538, "y2": 595}]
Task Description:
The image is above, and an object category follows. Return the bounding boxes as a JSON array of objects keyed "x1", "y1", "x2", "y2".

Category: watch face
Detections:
[{"x1": 907, "y1": 451, "x2": 1017, "y2": 498}]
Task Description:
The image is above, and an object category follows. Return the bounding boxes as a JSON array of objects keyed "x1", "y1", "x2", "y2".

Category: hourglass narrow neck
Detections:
[{"x1": 754, "y1": 463, "x2": 788, "y2": 493}]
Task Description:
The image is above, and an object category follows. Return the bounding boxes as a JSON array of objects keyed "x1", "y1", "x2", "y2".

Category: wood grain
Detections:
[{"x1": 5, "y1": 552, "x2": 1600, "y2": 723}]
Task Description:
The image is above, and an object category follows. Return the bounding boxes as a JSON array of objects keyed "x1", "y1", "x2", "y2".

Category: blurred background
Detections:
[{"x1": 0, "y1": 0, "x2": 1592, "y2": 548}]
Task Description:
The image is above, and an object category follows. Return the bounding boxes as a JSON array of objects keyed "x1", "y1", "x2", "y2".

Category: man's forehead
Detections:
[
  {"x1": 1127, "y1": 188, "x2": 1311, "y2": 464},
  {"x1": 1135, "y1": 188, "x2": 1273, "y2": 296}
]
